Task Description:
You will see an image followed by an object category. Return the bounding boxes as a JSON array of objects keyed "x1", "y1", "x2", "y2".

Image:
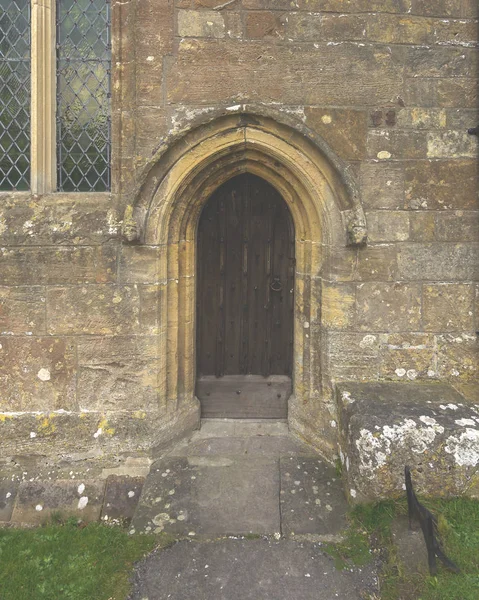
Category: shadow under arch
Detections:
[{"x1": 129, "y1": 112, "x2": 367, "y2": 458}]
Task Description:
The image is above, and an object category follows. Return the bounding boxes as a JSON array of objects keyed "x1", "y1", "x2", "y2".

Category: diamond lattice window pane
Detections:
[
  {"x1": 0, "y1": 0, "x2": 31, "y2": 191},
  {"x1": 57, "y1": 0, "x2": 111, "y2": 192}
]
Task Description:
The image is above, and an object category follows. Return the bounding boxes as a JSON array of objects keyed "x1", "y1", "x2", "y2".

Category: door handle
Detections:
[{"x1": 270, "y1": 278, "x2": 283, "y2": 292}]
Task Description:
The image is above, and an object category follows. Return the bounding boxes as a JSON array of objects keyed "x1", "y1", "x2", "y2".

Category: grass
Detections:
[
  {"x1": 323, "y1": 497, "x2": 479, "y2": 600},
  {"x1": 0, "y1": 518, "x2": 164, "y2": 600}
]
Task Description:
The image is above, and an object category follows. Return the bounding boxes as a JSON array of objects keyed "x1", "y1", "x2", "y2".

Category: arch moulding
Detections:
[{"x1": 128, "y1": 112, "x2": 367, "y2": 459}]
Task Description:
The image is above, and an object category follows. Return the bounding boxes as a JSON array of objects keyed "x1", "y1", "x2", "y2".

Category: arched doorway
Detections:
[{"x1": 196, "y1": 174, "x2": 295, "y2": 418}]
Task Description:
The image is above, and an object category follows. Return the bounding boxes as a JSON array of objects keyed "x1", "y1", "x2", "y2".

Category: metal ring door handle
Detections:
[{"x1": 270, "y1": 278, "x2": 283, "y2": 292}]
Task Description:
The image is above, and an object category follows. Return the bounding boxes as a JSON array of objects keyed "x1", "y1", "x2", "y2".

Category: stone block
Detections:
[
  {"x1": 445, "y1": 108, "x2": 479, "y2": 129},
  {"x1": 396, "y1": 108, "x2": 447, "y2": 129},
  {"x1": 0, "y1": 337, "x2": 76, "y2": 412},
  {"x1": 379, "y1": 333, "x2": 436, "y2": 381},
  {"x1": 410, "y1": 0, "x2": 479, "y2": 18},
  {"x1": 11, "y1": 480, "x2": 105, "y2": 525},
  {"x1": 0, "y1": 194, "x2": 119, "y2": 247},
  {"x1": 437, "y1": 78, "x2": 479, "y2": 108},
  {"x1": 409, "y1": 212, "x2": 435, "y2": 242},
  {"x1": 367, "y1": 130, "x2": 427, "y2": 160},
  {"x1": 0, "y1": 286, "x2": 46, "y2": 335},
  {"x1": 360, "y1": 163, "x2": 405, "y2": 210},
  {"x1": 321, "y1": 283, "x2": 356, "y2": 330},
  {"x1": 178, "y1": 10, "x2": 225, "y2": 38},
  {"x1": 404, "y1": 159, "x2": 478, "y2": 211},
  {"x1": 356, "y1": 244, "x2": 399, "y2": 281},
  {"x1": 367, "y1": 15, "x2": 435, "y2": 44},
  {"x1": 305, "y1": 108, "x2": 368, "y2": 160},
  {"x1": 312, "y1": 0, "x2": 411, "y2": 12},
  {"x1": 397, "y1": 243, "x2": 479, "y2": 281},
  {"x1": 427, "y1": 131, "x2": 478, "y2": 158},
  {"x1": 336, "y1": 382, "x2": 479, "y2": 503},
  {"x1": 101, "y1": 475, "x2": 144, "y2": 523},
  {"x1": 0, "y1": 245, "x2": 117, "y2": 286},
  {"x1": 283, "y1": 13, "x2": 367, "y2": 42},
  {"x1": 77, "y1": 336, "x2": 160, "y2": 411},
  {"x1": 434, "y1": 19, "x2": 478, "y2": 47},
  {"x1": 406, "y1": 46, "x2": 477, "y2": 78},
  {"x1": 119, "y1": 245, "x2": 162, "y2": 284},
  {"x1": 167, "y1": 40, "x2": 404, "y2": 106},
  {"x1": 356, "y1": 282, "x2": 421, "y2": 332},
  {"x1": 245, "y1": 11, "x2": 284, "y2": 39},
  {"x1": 0, "y1": 481, "x2": 19, "y2": 522},
  {"x1": 46, "y1": 285, "x2": 142, "y2": 335},
  {"x1": 423, "y1": 283, "x2": 474, "y2": 332},
  {"x1": 280, "y1": 457, "x2": 348, "y2": 537},
  {"x1": 437, "y1": 333, "x2": 478, "y2": 381},
  {"x1": 365, "y1": 211, "x2": 409, "y2": 242},
  {"x1": 325, "y1": 332, "x2": 380, "y2": 382}
]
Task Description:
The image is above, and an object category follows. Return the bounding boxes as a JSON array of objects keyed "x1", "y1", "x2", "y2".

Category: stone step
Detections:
[{"x1": 131, "y1": 453, "x2": 348, "y2": 540}]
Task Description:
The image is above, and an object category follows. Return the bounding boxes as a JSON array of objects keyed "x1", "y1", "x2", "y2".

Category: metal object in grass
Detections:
[{"x1": 405, "y1": 465, "x2": 460, "y2": 576}]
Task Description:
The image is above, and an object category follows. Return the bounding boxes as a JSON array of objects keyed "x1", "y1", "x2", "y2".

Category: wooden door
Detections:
[{"x1": 196, "y1": 174, "x2": 294, "y2": 418}]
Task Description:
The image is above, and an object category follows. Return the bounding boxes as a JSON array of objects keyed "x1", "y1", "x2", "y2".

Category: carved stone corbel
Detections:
[
  {"x1": 344, "y1": 208, "x2": 368, "y2": 246},
  {"x1": 122, "y1": 205, "x2": 142, "y2": 243}
]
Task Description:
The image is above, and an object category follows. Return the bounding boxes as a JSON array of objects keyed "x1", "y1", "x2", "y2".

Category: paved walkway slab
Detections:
[{"x1": 128, "y1": 538, "x2": 378, "y2": 600}]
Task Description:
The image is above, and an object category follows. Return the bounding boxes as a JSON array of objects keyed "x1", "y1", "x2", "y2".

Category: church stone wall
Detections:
[{"x1": 0, "y1": 1, "x2": 477, "y2": 474}]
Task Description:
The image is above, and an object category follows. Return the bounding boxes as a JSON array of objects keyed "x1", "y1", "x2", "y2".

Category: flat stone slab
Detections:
[
  {"x1": 11, "y1": 479, "x2": 105, "y2": 525},
  {"x1": 337, "y1": 382, "x2": 479, "y2": 503},
  {"x1": 128, "y1": 538, "x2": 378, "y2": 600},
  {"x1": 0, "y1": 481, "x2": 19, "y2": 523},
  {"x1": 169, "y1": 435, "x2": 314, "y2": 458},
  {"x1": 101, "y1": 475, "x2": 144, "y2": 523},
  {"x1": 132, "y1": 456, "x2": 281, "y2": 536},
  {"x1": 280, "y1": 457, "x2": 348, "y2": 537}
]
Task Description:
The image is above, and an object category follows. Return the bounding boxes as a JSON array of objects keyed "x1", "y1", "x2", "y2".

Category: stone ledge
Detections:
[{"x1": 336, "y1": 381, "x2": 479, "y2": 504}]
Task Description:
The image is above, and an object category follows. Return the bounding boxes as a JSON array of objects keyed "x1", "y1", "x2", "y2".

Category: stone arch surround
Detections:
[{"x1": 132, "y1": 112, "x2": 367, "y2": 459}]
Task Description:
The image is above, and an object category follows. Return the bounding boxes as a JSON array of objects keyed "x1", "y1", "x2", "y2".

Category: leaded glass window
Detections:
[
  {"x1": 56, "y1": 0, "x2": 111, "y2": 192},
  {"x1": 0, "y1": 0, "x2": 31, "y2": 191}
]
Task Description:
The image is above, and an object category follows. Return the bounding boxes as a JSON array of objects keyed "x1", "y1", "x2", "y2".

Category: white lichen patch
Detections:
[
  {"x1": 37, "y1": 368, "x2": 51, "y2": 382},
  {"x1": 35, "y1": 504, "x2": 43, "y2": 511},
  {"x1": 78, "y1": 496, "x2": 89, "y2": 510},
  {"x1": 455, "y1": 418, "x2": 477, "y2": 427},
  {"x1": 445, "y1": 429, "x2": 479, "y2": 467},
  {"x1": 356, "y1": 417, "x2": 445, "y2": 477},
  {"x1": 440, "y1": 404, "x2": 458, "y2": 411},
  {"x1": 77, "y1": 483, "x2": 85, "y2": 495},
  {"x1": 128, "y1": 490, "x2": 135, "y2": 498}
]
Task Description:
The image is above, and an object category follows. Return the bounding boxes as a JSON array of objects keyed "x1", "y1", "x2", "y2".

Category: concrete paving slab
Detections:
[
  {"x1": 128, "y1": 538, "x2": 378, "y2": 600},
  {"x1": 280, "y1": 457, "x2": 349, "y2": 537},
  {"x1": 132, "y1": 456, "x2": 281, "y2": 536}
]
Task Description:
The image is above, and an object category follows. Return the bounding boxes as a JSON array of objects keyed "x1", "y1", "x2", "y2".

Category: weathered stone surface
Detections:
[
  {"x1": 406, "y1": 46, "x2": 477, "y2": 78},
  {"x1": 46, "y1": 285, "x2": 142, "y2": 335},
  {"x1": 434, "y1": 18, "x2": 479, "y2": 47},
  {"x1": 367, "y1": 130, "x2": 427, "y2": 160},
  {"x1": 0, "y1": 194, "x2": 119, "y2": 246},
  {"x1": 409, "y1": 212, "x2": 435, "y2": 242},
  {"x1": 305, "y1": 108, "x2": 367, "y2": 160},
  {"x1": 337, "y1": 382, "x2": 479, "y2": 503},
  {"x1": 283, "y1": 13, "x2": 367, "y2": 42},
  {"x1": 178, "y1": 10, "x2": 225, "y2": 38},
  {"x1": 245, "y1": 11, "x2": 284, "y2": 39},
  {"x1": 119, "y1": 246, "x2": 162, "y2": 284},
  {"x1": 410, "y1": 0, "x2": 479, "y2": 18},
  {"x1": 405, "y1": 77, "x2": 479, "y2": 109},
  {"x1": 321, "y1": 283, "x2": 356, "y2": 330},
  {"x1": 0, "y1": 286, "x2": 46, "y2": 335},
  {"x1": 356, "y1": 244, "x2": 398, "y2": 281},
  {"x1": 367, "y1": 14, "x2": 435, "y2": 44},
  {"x1": 0, "y1": 245, "x2": 117, "y2": 286},
  {"x1": 101, "y1": 475, "x2": 144, "y2": 522},
  {"x1": 77, "y1": 336, "x2": 160, "y2": 411},
  {"x1": 437, "y1": 334, "x2": 478, "y2": 382},
  {"x1": 11, "y1": 480, "x2": 105, "y2": 524},
  {"x1": 397, "y1": 243, "x2": 479, "y2": 281},
  {"x1": 280, "y1": 457, "x2": 348, "y2": 537},
  {"x1": 0, "y1": 481, "x2": 18, "y2": 522},
  {"x1": 132, "y1": 456, "x2": 281, "y2": 535},
  {"x1": 360, "y1": 163, "x2": 405, "y2": 210},
  {"x1": 423, "y1": 284, "x2": 474, "y2": 332},
  {"x1": 435, "y1": 212, "x2": 479, "y2": 242},
  {"x1": 404, "y1": 159, "x2": 478, "y2": 211},
  {"x1": 365, "y1": 211, "x2": 409, "y2": 242},
  {"x1": 0, "y1": 337, "x2": 76, "y2": 412},
  {"x1": 356, "y1": 283, "x2": 421, "y2": 332},
  {"x1": 396, "y1": 108, "x2": 447, "y2": 130},
  {"x1": 306, "y1": 0, "x2": 411, "y2": 12},
  {"x1": 378, "y1": 333, "x2": 436, "y2": 381},
  {"x1": 427, "y1": 130, "x2": 478, "y2": 158},
  {"x1": 325, "y1": 332, "x2": 380, "y2": 382},
  {"x1": 167, "y1": 40, "x2": 405, "y2": 106}
]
